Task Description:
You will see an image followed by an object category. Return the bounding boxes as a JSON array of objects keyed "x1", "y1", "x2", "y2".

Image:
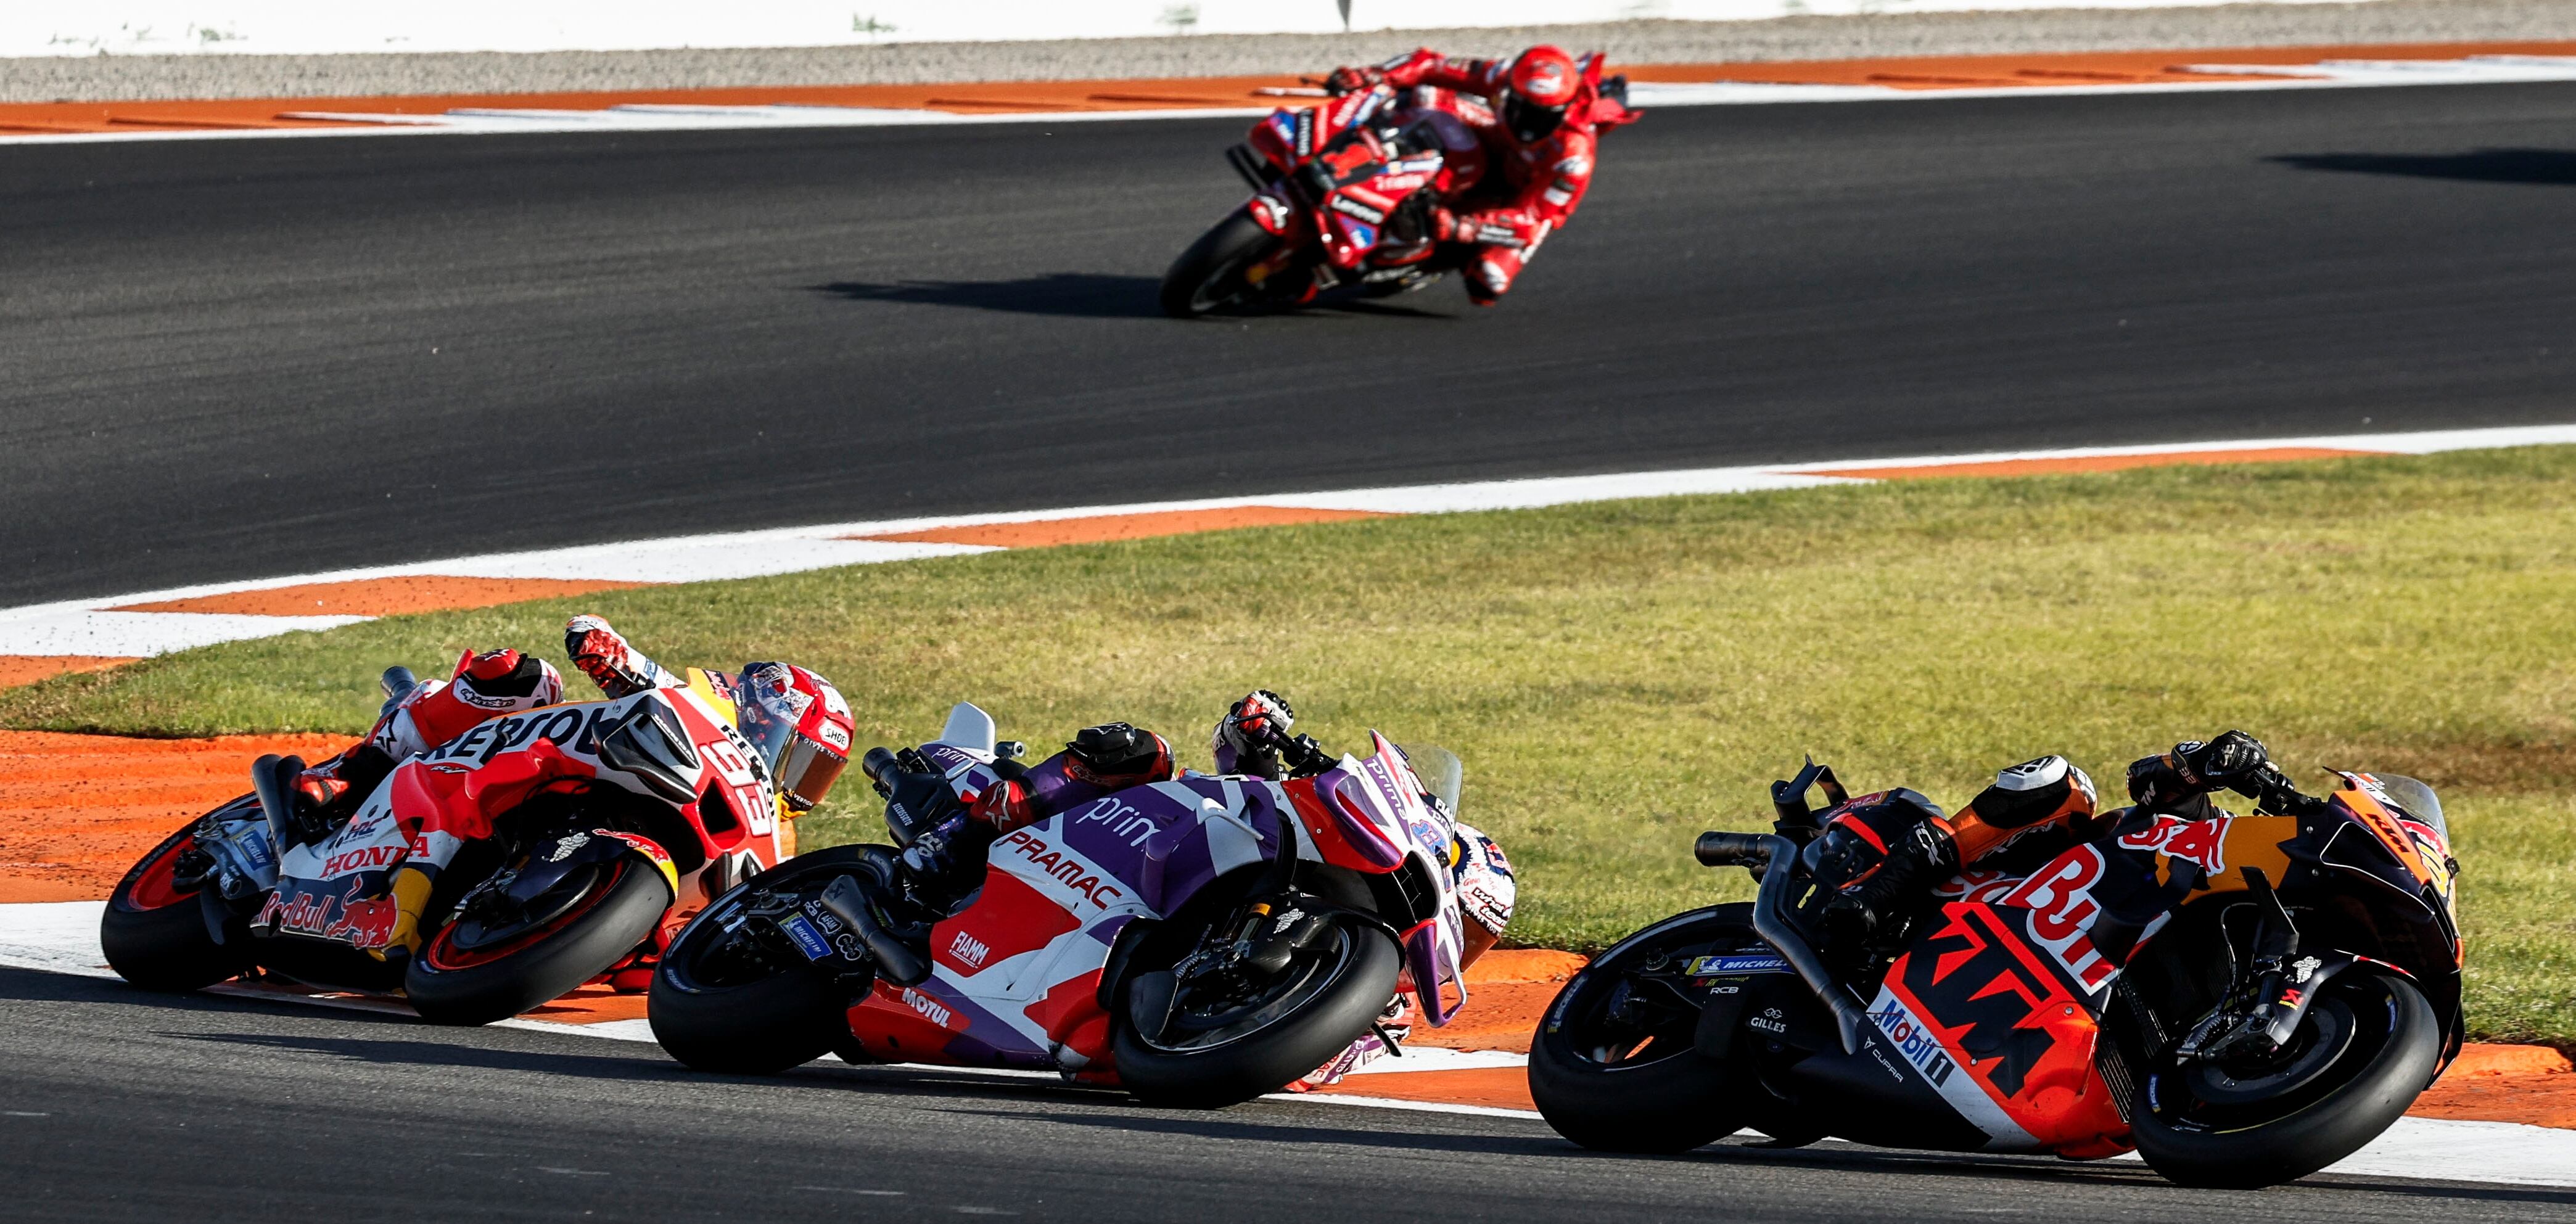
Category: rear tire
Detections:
[
  {"x1": 1159, "y1": 211, "x2": 1285, "y2": 318},
  {"x1": 1528, "y1": 903, "x2": 1762, "y2": 1154},
  {"x1": 404, "y1": 853, "x2": 671, "y2": 1026},
  {"x1": 2130, "y1": 969, "x2": 2442, "y2": 1188},
  {"x1": 101, "y1": 819, "x2": 253, "y2": 992},
  {"x1": 649, "y1": 846, "x2": 878, "y2": 1075}
]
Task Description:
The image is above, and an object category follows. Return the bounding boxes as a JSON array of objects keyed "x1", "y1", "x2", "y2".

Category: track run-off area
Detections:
[{"x1": 6, "y1": 56, "x2": 2576, "y2": 1221}]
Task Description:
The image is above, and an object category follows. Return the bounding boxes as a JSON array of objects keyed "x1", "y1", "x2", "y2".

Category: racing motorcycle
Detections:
[
  {"x1": 648, "y1": 702, "x2": 1475, "y2": 1107},
  {"x1": 1158, "y1": 81, "x2": 1486, "y2": 318},
  {"x1": 1529, "y1": 758, "x2": 2464, "y2": 1188},
  {"x1": 101, "y1": 662, "x2": 797, "y2": 1025}
]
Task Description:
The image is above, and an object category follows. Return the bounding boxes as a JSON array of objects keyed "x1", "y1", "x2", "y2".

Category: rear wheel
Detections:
[
  {"x1": 101, "y1": 816, "x2": 253, "y2": 992},
  {"x1": 1159, "y1": 211, "x2": 1289, "y2": 318},
  {"x1": 404, "y1": 852, "x2": 671, "y2": 1026},
  {"x1": 2130, "y1": 968, "x2": 2442, "y2": 1188},
  {"x1": 1111, "y1": 890, "x2": 1400, "y2": 1109},
  {"x1": 1528, "y1": 903, "x2": 1763, "y2": 1153},
  {"x1": 649, "y1": 846, "x2": 879, "y2": 1075}
]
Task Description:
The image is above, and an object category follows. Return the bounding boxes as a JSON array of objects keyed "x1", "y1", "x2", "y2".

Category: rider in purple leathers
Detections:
[{"x1": 885, "y1": 689, "x2": 1516, "y2": 1086}]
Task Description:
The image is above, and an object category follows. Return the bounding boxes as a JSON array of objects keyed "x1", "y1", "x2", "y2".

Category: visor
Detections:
[{"x1": 776, "y1": 736, "x2": 849, "y2": 811}]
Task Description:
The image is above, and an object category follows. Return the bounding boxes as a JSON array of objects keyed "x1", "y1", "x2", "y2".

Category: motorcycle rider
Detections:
[
  {"x1": 1806, "y1": 731, "x2": 2279, "y2": 958},
  {"x1": 288, "y1": 615, "x2": 854, "y2": 969},
  {"x1": 884, "y1": 689, "x2": 1515, "y2": 1084},
  {"x1": 1322, "y1": 44, "x2": 1634, "y2": 305}
]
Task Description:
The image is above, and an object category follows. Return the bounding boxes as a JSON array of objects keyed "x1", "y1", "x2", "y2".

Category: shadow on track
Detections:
[
  {"x1": 808, "y1": 274, "x2": 1460, "y2": 321},
  {"x1": 810, "y1": 274, "x2": 1166, "y2": 318},
  {"x1": 2269, "y1": 149, "x2": 2576, "y2": 185}
]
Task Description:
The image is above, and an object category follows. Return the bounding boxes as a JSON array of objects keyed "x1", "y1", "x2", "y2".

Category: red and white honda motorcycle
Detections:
[{"x1": 101, "y1": 661, "x2": 796, "y2": 1025}]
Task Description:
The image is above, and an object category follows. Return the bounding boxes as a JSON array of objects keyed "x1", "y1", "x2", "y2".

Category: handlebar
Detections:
[
  {"x1": 861, "y1": 746, "x2": 900, "y2": 791},
  {"x1": 1694, "y1": 831, "x2": 1776, "y2": 869},
  {"x1": 1694, "y1": 829, "x2": 1870, "y2": 1056}
]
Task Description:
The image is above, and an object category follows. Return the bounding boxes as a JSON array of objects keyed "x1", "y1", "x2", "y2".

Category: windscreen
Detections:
[{"x1": 2371, "y1": 774, "x2": 2446, "y2": 839}]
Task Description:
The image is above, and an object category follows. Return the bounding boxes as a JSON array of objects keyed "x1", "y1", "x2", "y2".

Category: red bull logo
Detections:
[{"x1": 257, "y1": 877, "x2": 398, "y2": 949}]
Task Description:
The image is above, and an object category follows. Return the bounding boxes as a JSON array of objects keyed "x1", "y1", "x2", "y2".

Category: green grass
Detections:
[{"x1": 10, "y1": 448, "x2": 2574, "y2": 1044}]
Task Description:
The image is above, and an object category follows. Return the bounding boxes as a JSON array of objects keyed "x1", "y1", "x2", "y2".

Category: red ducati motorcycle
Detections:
[{"x1": 1161, "y1": 76, "x2": 1639, "y2": 317}]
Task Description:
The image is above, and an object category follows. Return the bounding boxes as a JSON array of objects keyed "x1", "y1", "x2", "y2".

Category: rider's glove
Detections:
[
  {"x1": 1214, "y1": 690, "x2": 1297, "y2": 777},
  {"x1": 2130, "y1": 730, "x2": 2271, "y2": 807},
  {"x1": 564, "y1": 615, "x2": 665, "y2": 698},
  {"x1": 1323, "y1": 65, "x2": 1385, "y2": 96}
]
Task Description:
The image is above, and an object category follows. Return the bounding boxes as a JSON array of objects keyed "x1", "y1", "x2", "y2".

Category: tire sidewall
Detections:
[
  {"x1": 403, "y1": 853, "x2": 671, "y2": 1026},
  {"x1": 1528, "y1": 902, "x2": 1763, "y2": 1153},
  {"x1": 101, "y1": 821, "x2": 252, "y2": 992},
  {"x1": 1111, "y1": 917, "x2": 1401, "y2": 1109},
  {"x1": 2130, "y1": 969, "x2": 2443, "y2": 1188},
  {"x1": 648, "y1": 846, "x2": 878, "y2": 1075},
  {"x1": 1159, "y1": 210, "x2": 1283, "y2": 318}
]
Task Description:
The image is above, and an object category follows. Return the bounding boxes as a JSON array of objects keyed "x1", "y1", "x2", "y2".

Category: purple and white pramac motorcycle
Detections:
[{"x1": 647, "y1": 702, "x2": 1475, "y2": 1107}]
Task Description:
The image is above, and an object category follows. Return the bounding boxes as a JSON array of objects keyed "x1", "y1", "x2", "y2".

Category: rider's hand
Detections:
[
  {"x1": 1323, "y1": 65, "x2": 1384, "y2": 96},
  {"x1": 2175, "y1": 731, "x2": 2270, "y2": 792},
  {"x1": 1428, "y1": 205, "x2": 1462, "y2": 243},
  {"x1": 1224, "y1": 690, "x2": 1296, "y2": 752},
  {"x1": 565, "y1": 615, "x2": 640, "y2": 695}
]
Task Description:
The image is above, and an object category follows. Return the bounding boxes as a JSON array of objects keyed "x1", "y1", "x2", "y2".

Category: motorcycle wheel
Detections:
[
  {"x1": 649, "y1": 845, "x2": 879, "y2": 1075},
  {"x1": 101, "y1": 816, "x2": 253, "y2": 992},
  {"x1": 404, "y1": 850, "x2": 672, "y2": 1026},
  {"x1": 2130, "y1": 968, "x2": 2442, "y2": 1188},
  {"x1": 1111, "y1": 893, "x2": 1400, "y2": 1109},
  {"x1": 1159, "y1": 210, "x2": 1286, "y2": 319},
  {"x1": 1527, "y1": 903, "x2": 1761, "y2": 1154}
]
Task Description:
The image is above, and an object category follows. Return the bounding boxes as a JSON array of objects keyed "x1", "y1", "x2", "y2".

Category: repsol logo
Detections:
[
  {"x1": 424, "y1": 702, "x2": 615, "y2": 765},
  {"x1": 998, "y1": 830, "x2": 1126, "y2": 909}
]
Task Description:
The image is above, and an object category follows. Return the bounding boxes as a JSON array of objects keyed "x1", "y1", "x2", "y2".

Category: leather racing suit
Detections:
[
  {"x1": 1808, "y1": 731, "x2": 2279, "y2": 961},
  {"x1": 1327, "y1": 47, "x2": 1626, "y2": 303}
]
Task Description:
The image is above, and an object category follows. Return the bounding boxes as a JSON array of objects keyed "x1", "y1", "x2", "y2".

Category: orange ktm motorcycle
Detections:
[{"x1": 1529, "y1": 758, "x2": 2464, "y2": 1188}]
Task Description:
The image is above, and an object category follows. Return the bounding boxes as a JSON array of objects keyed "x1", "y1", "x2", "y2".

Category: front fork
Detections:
[{"x1": 2175, "y1": 869, "x2": 2354, "y2": 1062}]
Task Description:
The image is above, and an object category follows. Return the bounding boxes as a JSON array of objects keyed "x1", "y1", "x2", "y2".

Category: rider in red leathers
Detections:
[{"x1": 1323, "y1": 45, "x2": 1636, "y2": 304}]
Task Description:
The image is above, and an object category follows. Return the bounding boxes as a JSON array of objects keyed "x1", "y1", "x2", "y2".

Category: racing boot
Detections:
[{"x1": 366, "y1": 864, "x2": 435, "y2": 965}]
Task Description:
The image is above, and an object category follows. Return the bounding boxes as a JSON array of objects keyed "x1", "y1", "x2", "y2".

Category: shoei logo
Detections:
[{"x1": 948, "y1": 931, "x2": 990, "y2": 970}]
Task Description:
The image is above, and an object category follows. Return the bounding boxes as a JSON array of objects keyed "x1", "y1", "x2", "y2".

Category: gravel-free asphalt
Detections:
[
  {"x1": 6, "y1": 967, "x2": 2572, "y2": 1222},
  {"x1": 6, "y1": 81, "x2": 2575, "y2": 609}
]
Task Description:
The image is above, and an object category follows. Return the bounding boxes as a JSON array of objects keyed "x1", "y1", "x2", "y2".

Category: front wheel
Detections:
[
  {"x1": 1111, "y1": 899, "x2": 1400, "y2": 1109},
  {"x1": 101, "y1": 815, "x2": 254, "y2": 992},
  {"x1": 1159, "y1": 210, "x2": 1288, "y2": 318},
  {"x1": 404, "y1": 851, "x2": 672, "y2": 1026},
  {"x1": 2130, "y1": 968, "x2": 2442, "y2": 1188},
  {"x1": 1528, "y1": 903, "x2": 1763, "y2": 1153},
  {"x1": 649, "y1": 845, "x2": 880, "y2": 1075}
]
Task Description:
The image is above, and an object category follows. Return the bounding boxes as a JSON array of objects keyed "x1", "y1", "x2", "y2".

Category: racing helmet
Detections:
[
  {"x1": 734, "y1": 662, "x2": 855, "y2": 812},
  {"x1": 1501, "y1": 46, "x2": 1580, "y2": 144}
]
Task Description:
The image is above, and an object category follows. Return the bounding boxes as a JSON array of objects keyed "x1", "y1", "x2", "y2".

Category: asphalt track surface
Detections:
[
  {"x1": 9, "y1": 81, "x2": 2576, "y2": 604},
  {"x1": 7, "y1": 967, "x2": 2572, "y2": 1223}
]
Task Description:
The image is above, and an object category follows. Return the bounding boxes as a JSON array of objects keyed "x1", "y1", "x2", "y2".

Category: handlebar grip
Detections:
[
  {"x1": 860, "y1": 746, "x2": 900, "y2": 785},
  {"x1": 1695, "y1": 831, "x2": 1775, "y2": 868}
]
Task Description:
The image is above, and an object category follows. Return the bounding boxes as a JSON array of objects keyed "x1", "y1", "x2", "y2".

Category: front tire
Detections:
[
  {"x1": 1528, "y1": 903, "x2": 1763, "y2": 1154},
  {"x1": 649, "y1": 846, "x2": 878, "y2": 1075},
  {"x1": 2131, "y1": 969, "x2": 2442, "y2": 1188},
  {"x1": 1159, "y1": 210, "x2": 1286, "y2": 318},
  {"x1": 404, "y1": 852, "x2": 671, "y2": 1026},
  {"x1": 1112, "y1": 905, "x2": 1400, "y2": 1109},
  {"x1": 101, "y1": 817, "x2": 253, "y2": 992}
]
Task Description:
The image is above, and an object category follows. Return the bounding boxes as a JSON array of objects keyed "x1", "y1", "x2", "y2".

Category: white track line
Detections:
[
  {"x1": 6, "y1": 900, "x2": 2574, "y2": 1185},
  {"x1": 6, "y1": 422, "x2": 2572, "y2": 662},
  {"x1": 10, "y1": 55, "x2": 2576, "y2": 147}
]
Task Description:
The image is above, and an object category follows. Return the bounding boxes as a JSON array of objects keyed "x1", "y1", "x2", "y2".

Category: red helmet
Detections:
[
  {"x1": 1502, "y1": 46, "x2": 1581, "y2": 142},
  {"x1": 735, "y1": 662, "x2": 855, "y2": 812}
]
